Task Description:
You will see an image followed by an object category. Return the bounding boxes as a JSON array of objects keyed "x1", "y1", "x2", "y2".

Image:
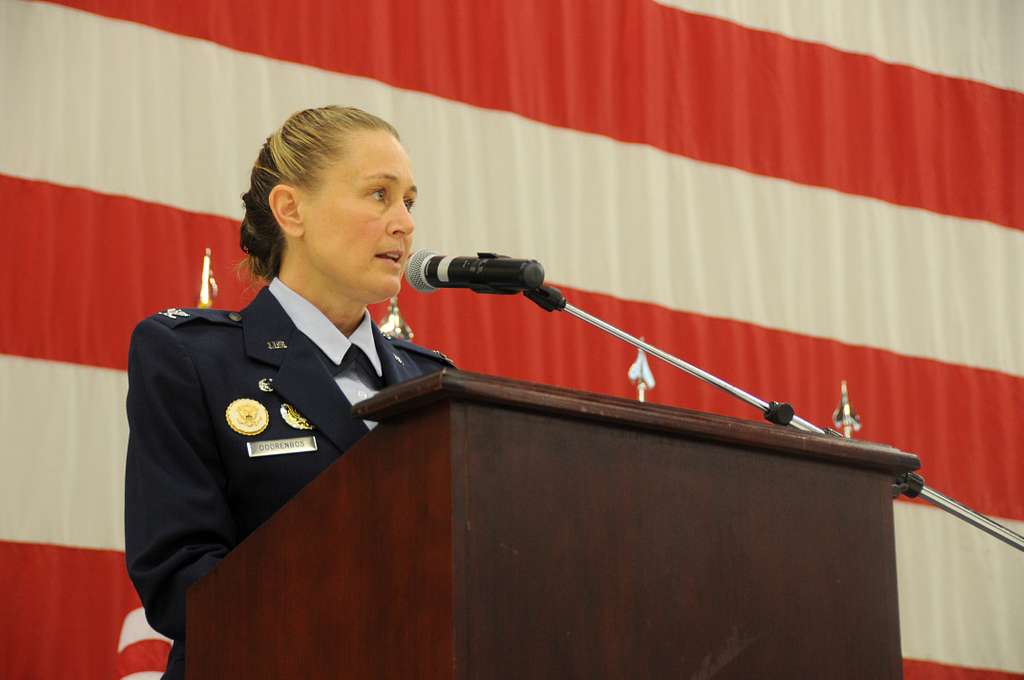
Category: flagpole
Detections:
[
  {"x1": 832, "y1": 380, "x2": 861, "y2": 439},
  {"x1": 377, "y1": 296, "x2": 415, "y2": 340},
  {"x1": 628, "y1": 341, "x2": 655, "y2": 403},
  {"x1": 197, "y1": 247, "x2": 218, "y2": 308}
]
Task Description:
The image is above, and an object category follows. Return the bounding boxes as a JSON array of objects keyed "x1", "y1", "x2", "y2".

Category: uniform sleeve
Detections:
[{"x1": 124, "y1": 317, "x2": 237, "y2": 641}]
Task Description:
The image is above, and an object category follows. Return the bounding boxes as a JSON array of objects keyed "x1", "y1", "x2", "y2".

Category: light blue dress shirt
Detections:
[{"x1": 269, "y1": 277, "x2": 383, "y2": 429}]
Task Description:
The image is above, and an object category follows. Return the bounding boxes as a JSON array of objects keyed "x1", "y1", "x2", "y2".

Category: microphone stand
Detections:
[{"x1": 523, "y1": 285, "x2": 1024, "y2": 554}]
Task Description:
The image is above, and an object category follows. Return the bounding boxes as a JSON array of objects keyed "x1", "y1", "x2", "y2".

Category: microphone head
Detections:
[{"x1": 405, "y1": 249, "x2": 438, "y2": 293}]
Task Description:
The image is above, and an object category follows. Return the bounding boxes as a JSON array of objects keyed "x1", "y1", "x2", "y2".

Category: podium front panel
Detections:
[{"x1": 448, "y1": 401, "x2": 902, "y2": 679}]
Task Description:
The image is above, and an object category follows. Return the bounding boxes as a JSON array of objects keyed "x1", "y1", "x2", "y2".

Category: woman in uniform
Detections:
[{"x1": 124, "y1": 106, "x2": 452, "y2": 680}]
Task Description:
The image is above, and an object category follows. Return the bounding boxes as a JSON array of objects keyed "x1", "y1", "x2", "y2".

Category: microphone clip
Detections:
[{"x1": 523, "y1": 285, "x2": 567, "y2": 312}]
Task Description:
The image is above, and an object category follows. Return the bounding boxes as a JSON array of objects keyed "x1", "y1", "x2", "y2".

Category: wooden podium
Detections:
[{"x1": 187, "y1": 370, "x2": 918, "y2": 679}]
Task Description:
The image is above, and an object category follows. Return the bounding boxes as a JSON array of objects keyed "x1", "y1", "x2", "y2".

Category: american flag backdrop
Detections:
[{"x1": 1, "y1": 0, "x2": 1022, "y2": 678}]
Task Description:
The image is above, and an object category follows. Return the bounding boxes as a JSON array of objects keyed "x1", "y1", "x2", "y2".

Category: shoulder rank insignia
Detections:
[
  {"x1": 387, "y1": 336, "x2": 456, "y2": 368},
  {"x1": 226, "y1": 398, "x2": 270, "y2": 436},
  {"x1": 160, "y1": 308, "x2": 190, "y2": 319}
]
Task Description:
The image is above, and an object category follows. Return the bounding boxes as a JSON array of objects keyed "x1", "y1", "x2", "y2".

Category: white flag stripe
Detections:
[
  {"x1": 2, "y1": 354, "x2": 1022, "y2": 674},
  {"x1": 896, "y1": 502, "x2": 1024, "y2": 673},
  {"x1": 0, "y1": 354, "x2": 128, "y2": 551},
  {"x1": 656, "y1": 0, "x2": 1024, "y2": 93},
  {"x1": 2, "y1": 2, "x2": 1022, "y2": 381},
  {"x1": 117, "y1": 607, "x2": 170, "y2": 652}
]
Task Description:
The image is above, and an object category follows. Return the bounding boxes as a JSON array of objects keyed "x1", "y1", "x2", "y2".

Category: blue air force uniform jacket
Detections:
[{"x1": 124, "y1": 287, "x2": 452, "y2": 679}]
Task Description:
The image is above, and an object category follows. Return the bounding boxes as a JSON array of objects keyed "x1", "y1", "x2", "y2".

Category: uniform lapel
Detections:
[
  {"x1": 373, "y1": 325, "x2": 424, "y2": 387},
  {"x1": 273, "y1": 333, "x2": 369, "y2": 451},
  {"x1": 241, "y1": 287, "x2": 297, "y2": 368},
  {"x1": 242, "y1": 288, "x2": 368, "y2": 453}
]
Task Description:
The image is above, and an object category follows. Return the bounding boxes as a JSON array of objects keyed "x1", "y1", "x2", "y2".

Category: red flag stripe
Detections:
[
  {"x1": 0, "y1": 175, "x2": 252, "y2": 372},
  {"x1": 117, "y1": 640, "x2": 172, "y2": 679},
  {"x1": 2, "y1": 175, "x2": 1021, "y2": 522},
  {"x1": 0, "y1": 540, "x2": 144, "y2": 680},
  {"x1": 45, "y1": 0, "x2": 1024, "y2": 230},
  {"x1": 905, "y1": 659, "x2": 1024, "y2": 680}
]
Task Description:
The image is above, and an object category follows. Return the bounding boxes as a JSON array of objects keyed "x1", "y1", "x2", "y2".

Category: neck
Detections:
[
  {"x1": 277, "y1": 272, "x2": 366, "y2": 337},
  {"x1": 315, "y1": 298, "x2": 367, "y2": 337}
]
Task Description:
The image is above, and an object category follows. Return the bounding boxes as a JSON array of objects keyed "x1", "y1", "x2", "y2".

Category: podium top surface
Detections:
[{"x1": 354, "y1": 369, "x2": 918, "y2": 475}]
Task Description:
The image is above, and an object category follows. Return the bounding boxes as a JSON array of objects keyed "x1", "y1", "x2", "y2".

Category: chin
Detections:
[{"x1": 367, "y1": 279, "x2": 403, "y2": 304}]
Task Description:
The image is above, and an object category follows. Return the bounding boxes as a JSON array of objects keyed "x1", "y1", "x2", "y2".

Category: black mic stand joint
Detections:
[
  {"x1": 893, "y1": 471, "x2": 925, "y2": 500},
  {"x1": 763, "y1": 401, "x2": 794, "y2": 426}
]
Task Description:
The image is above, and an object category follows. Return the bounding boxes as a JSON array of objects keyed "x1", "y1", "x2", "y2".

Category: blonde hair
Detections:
[{"x1": 239, "y1": 106, "x2": 400, "y2": 281}]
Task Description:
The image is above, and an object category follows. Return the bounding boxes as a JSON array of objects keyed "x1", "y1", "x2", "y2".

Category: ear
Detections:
[{"x1": 268, "y1": 184, "x2": 305, "y2": 238}]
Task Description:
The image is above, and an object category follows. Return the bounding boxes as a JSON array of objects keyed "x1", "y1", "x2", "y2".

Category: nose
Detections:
[{"x1": 387, "y1": 202, "x2": 415, "y2": 237}]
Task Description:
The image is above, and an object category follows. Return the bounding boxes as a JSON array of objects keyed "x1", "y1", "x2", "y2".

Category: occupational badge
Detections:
[
  {"x1": 258, "y1": 378, "x2": 275, "y2": 393},
  {"x1": 280, "y1": 403, "x2": 313, "y2": 430},
  {"x1": 225, "y1": 398, "x2": 270, "y2": 436}
]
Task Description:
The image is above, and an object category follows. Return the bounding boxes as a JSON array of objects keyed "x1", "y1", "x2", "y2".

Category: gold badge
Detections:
[
  {"x1": 225, "y1": 398, "x2": 270, "y2": 436},
  {"x1": 280, "y1": 403, "x2": 313, "y2": 430}
]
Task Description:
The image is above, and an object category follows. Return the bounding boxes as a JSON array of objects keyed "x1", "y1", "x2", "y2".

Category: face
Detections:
[{"x1": 284, "y1": 129, "x2": 417, "y2": 309}]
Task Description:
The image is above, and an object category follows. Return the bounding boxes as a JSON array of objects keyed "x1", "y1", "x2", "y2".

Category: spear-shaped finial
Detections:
[
  {"x1": 197, "y1": 247, "x2": 218, "y2": 308},
  {"x1": 832, "y1": 380, "x2": 862, "y2": 438},
  {"x1": 377, "y1": 296, "x2": 414, "y2": 340},
  {"x1": 627, "y1": 342, "x2": 656, "y2": 402}
]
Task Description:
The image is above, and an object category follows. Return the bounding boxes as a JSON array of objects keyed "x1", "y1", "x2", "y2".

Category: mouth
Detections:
[{"x1": 375, "y1": 250, "x2": 403, "y2": 265}]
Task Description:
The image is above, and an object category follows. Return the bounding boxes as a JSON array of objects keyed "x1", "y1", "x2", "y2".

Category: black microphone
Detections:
[{"x1": 405, "y1": 250, "x2": 545, "y2": 294}]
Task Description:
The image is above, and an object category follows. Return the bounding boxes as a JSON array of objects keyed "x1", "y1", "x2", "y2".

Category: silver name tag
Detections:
[{"x1": 247, "y1": 435, "x2": 318, "y2": 458}]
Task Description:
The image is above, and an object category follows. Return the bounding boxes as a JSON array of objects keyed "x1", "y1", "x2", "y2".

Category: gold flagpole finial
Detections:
[
  {"x1": 831, "y1": 380, "x2": 862, "y2": 438},
  {"x1": 197, "y1": 247, "x2": 219, "y2": 309},
  {"x1": 377, "y1": 296, "x2": 414, "y2": 340}
]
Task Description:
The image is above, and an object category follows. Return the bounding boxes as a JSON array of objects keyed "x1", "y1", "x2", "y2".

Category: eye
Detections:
[
  {"x1": 404, "y1": 197, "x2": 416, "y2": 212},
  {"x1": 371, "y1": 188, "x2": 386, "y2": 202}
]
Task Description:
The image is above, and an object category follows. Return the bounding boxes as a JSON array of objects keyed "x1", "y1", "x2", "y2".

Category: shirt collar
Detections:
[{"x1": 268, "y1": 277, "x2": 382, "y2": 377}]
